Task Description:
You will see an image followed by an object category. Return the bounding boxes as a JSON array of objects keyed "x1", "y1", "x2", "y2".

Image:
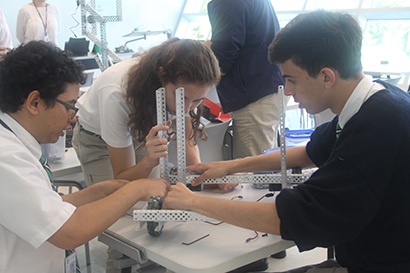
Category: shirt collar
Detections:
[
  {"x1": 0, "y1": 112, "x2": 42, "y2": 160},
  {"x1": 338, "y1": 75, "x2": 385, "y2": 128}
]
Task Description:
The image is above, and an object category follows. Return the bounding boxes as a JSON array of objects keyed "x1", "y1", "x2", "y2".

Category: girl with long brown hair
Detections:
[{"x1": 72, "y1": 38, "x2": 220, "y2": 186}]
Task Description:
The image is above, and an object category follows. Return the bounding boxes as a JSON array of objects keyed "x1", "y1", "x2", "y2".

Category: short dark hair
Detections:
[
  {"x1": 268, "y1": 10, "x2": 363, "y2": 79},
  {"x1": 0, "y1": 41, "x2": 86, "y2": 113}
]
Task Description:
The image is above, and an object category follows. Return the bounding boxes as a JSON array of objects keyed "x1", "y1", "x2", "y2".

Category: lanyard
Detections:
[
  {"x1": 33, "y1": 2, "x2": 48, "y2": 39},
  {"x1": 0, "y1": 118, "x2": 56, "y2": 190},
  {"x1": 1, "y1": 118, "x2": 78, "y2": 271},
  {"x1": 0, "y1": 119, "x2": 14, "y2": 135}
]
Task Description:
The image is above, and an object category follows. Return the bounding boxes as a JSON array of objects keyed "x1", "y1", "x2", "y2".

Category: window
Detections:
[
  {"x1": 177, "y1": 0, "x2": 410, "y2": 89},
  {"x1": 183, "y1": 0, "x2": 211, "y2": 13},
  {"x1": 175, "y1": 0, "x2": 211, "y2": 40},
  {"x1": 362, "y1": 0, "x2": 410, "y2": 8},
  {"x1": 362, "y1": 19, "x2": 410, "y2": 68}
]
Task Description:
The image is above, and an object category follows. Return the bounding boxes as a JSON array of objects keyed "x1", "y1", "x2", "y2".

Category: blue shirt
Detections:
[{"x1": 208, "y1": 0, "x2": 285, "y2": 113}]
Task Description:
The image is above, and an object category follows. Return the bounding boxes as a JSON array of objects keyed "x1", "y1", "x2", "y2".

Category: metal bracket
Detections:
[
  {"x1": 79, "y1": 0, "x2": 122, "y2": 70},
  {"x1": 156, "y1": 88, "x2": 169, "y2": 182},
  {"x1": 134, "y1": 210, "x2": 217, "y2": 222},
  {"x1": 166, "y1": 170, "x2": 314, "y2": 185},
  {"x1": 175, "y1": 88, "x2": 186, "y2": 184}
]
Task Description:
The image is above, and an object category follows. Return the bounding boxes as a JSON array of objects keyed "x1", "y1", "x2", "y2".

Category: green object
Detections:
[
  {"x1": 147, "y1": 196, "x2": 164, "y2": 237},
  {"x1": 93, "y1": 44, "x2": 101, "y2": 54},
  {"x1": 292, "y1": 167, "x2": 302, "y2": 174}
]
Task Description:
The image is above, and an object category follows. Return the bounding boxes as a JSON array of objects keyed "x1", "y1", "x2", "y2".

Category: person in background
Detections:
[
  {"x1": 164, "y1": 10, "x2": 410, "y2": 272},
  {"x1": 204, "y1": 0, "x2": 287, "y2": 265},
  {"x1": 0, "y1": 40, "x2": 169, "y2": 273},
  {"x1": 205, "y1": 0, "x2": 285, "y2": 159},
  {"x1": 0, "y1": 8, "x2": 12, "y2": 59},
  {"x1": 16, "y1": 0, "x2": 60, "y2": 45}
]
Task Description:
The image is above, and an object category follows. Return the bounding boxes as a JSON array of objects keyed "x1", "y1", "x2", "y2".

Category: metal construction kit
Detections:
[{"x1": 134, "y1": 85, "x2": 313, "y2": 223}]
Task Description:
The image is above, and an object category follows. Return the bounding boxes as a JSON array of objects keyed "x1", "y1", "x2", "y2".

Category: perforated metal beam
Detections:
[{"x1": 134, "y1": 210, "x2": 217, "y2": 222}]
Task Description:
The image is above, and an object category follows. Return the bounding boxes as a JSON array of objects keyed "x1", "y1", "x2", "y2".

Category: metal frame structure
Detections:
[
  {"x1": 79, "y1": 0, "x2": 123, "y2": 70},
  {"x1": 134, "y1": 85, "x2": 313, "y2": 222}
]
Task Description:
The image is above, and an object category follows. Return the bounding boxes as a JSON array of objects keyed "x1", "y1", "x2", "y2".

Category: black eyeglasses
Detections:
[{"x1": 55, "y1": 99, "x2": 79, "y2": 119}]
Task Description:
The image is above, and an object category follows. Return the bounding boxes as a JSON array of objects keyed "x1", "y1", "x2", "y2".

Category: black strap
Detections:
[
  {"x1": 0, "y1": 119, "x2": 15, "y2": 135},
  {"x1": 1, "y1": 118, "x2": 56, "y2": 189}
]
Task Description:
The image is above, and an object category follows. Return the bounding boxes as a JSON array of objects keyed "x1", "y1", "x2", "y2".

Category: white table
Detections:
[
  {"x1": 49, "y1": 147, "x2": 82, "y2": 179},
  {"x1": 98, "y1": 184, "x2": 295, "y2": 273}
]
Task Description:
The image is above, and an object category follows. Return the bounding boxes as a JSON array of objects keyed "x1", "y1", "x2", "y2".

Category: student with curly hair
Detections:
[{"x1": 72, "y1": 38, "x2": 221, "y2": 187}]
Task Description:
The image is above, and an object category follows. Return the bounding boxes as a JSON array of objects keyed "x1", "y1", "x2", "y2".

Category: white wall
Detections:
[{"x1": 2, "y1": 0, "x2": 185, "y2": 53}]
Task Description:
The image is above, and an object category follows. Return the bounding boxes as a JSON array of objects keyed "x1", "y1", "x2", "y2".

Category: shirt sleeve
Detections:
[
  {"x1": 0, "y1": 145, "x2": 76, "y2": 249},
  {"x1": 276, "y1": 157, "x2": 380, "y2": 251},
  {"x1": 305, "y1": 117, "x2": 338, "y2": 167},
  {"x1": 208, "y1": 0, "x2": 249, "y2": 74},
  {"x1": 99, "y1": 85, "x2": 133, "y2": 148},
  {"x1": 16, "y1": 8, "x2": 27, "y2": 44},
  {"x1": 54, "y1": 6, "x2": 60, "y2": 40},
  {"x1": 277, "y1": 104, "x2": 394, "y2": 251},
  {"x1": 0, "y1": 9, "x2": 13, "y2": 48}
]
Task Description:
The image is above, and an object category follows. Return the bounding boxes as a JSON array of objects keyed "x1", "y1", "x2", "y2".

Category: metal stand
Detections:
[
  {"x1": 79, "y1": 0, "x2": 122, "y2": 70},
  {"x1": 156, "y1": 88, "x2": 169, "y2": 182}
]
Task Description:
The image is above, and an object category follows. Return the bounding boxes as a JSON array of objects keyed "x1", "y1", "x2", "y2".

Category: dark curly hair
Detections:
[
  {"x1": 126, "y1": 38, "x2": 221, "y2": 143},
  {"x1": 0, "y1": 41, "x2": 86, "y2": 113}
]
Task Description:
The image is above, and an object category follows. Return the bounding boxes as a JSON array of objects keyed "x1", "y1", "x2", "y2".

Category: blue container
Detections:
[{"x1": 285, "y1": 129, "x2": 313, "y2": 147}]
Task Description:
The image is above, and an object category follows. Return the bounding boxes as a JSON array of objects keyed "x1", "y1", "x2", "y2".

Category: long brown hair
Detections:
[{"x1": 126, "y1": 38, "x2": 220, "y2": 143}]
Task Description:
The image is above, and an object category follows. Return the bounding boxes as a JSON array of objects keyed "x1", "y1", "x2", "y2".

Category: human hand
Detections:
[
  {"x1": 187, "y1": 161, "x2": 231, "y2": 186},
  {"x1": 163, "y1": 182, "x2": 195, "y2": 210},
  {"x1": 0, "y1": 45, "x2": 10, "y2": 60},
  {"x1": 136, "y1": 178, "x2": 170, "y2": 201},
  {"x1": 217, "y1": 183, "x2": 239, "y2": 191},
  {"x1": 144, "y1": 121, "x2": 171, "y2": 168}
]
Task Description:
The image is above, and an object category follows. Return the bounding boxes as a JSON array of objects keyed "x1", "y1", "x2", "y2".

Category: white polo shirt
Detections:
[
  {"x1": 76, "y1": 58, "x2": 137, "y2": 148},
  {"x1": 0, "y1": 112, "x2": 76, "y2": 272}
]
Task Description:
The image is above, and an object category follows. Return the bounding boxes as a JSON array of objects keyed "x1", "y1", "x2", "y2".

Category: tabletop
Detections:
[
  {"x1": 49, "y1": 147, "x2": 82, "y2": 179},
  {"x1": 99, "y1": 184, "x2": 295, "y2": 273}
]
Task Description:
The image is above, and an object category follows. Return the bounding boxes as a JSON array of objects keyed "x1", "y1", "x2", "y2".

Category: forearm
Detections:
[
  {"x1": 186, "y1": 143, "x2": 201, "y2": 166},
  {"x1": 108, "y1": 144, "x2": 156, "y2": 181},
  {"x1": 62, "y1": 180, "x2": 127, "y2": 207},
  {"x1": 227, "y1": 146, "x2": 315, "y2": 174},
  {"x1": 164, "y1": 182, "x2": 280, "y2": 234},
  {"x1": 49, "y1": 180, "x2": 147, "y2": 249},
  {"x1": 286, "y1": 146, "x2": 316, "y2": 169},
  {"x1": 189, "y1": 195, "x2": 280, "y2": 235},
  {"x1": 116, "y1": 156, "x2": 155, "y2": 180}
]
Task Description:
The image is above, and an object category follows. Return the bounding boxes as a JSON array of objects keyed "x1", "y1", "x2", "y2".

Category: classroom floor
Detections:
[{"x1": 75, "y1": 236, "x2": 328, "y2": 273}]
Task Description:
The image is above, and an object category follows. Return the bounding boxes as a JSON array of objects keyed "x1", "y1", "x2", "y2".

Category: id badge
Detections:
[
  {"x1": 65, "y1": 251, "x2": 77, "y2": 273},
  {"x1": 44, "y1": 35, "x2": 50, "y2": 42}
]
